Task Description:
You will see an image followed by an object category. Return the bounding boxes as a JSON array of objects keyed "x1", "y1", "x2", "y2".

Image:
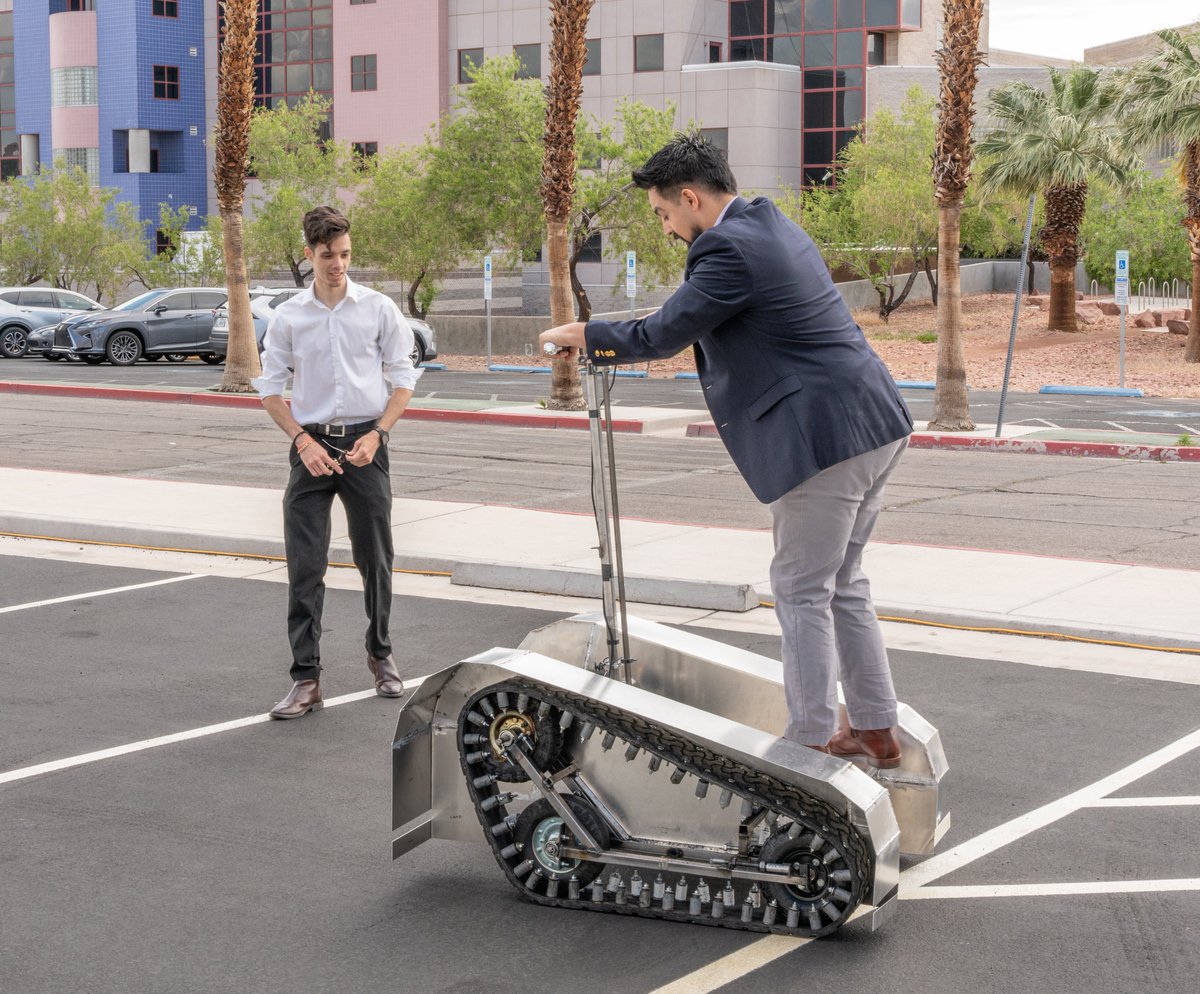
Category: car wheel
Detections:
[
  {"x1": 43, "y1": 353, "x2": 63, "y2": 362},
  {"x1": 105, "y1": 331, "x2": 143, "y2": 366},
  {"x1": 1, "y1": 325, "x2": 29, "y2": 358},
  {"x1": 81, "y1": 355, "x2": 105, "y2": 365},
  {"x1": 410, "y1": 338, "x2": 427, "y2": 367},
  {"x1": 200, "y1": 353, "x2": 223, "y2": 365},
  {"x1": 143, "y1": 354, "x2": 161, "y2": 361},
  {"x1": 165, "y1": 353, "x2": 188, "y2": 363}
]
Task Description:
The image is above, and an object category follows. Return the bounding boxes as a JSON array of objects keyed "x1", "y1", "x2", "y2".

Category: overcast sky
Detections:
[{"x1": 988, "y1": 0, "x2": 1200, "y2": 60}]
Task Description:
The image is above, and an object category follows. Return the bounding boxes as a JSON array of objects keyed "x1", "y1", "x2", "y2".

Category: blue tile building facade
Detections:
[{"x1": 15, "y1": 1, "x2": 209, "y2": 244}]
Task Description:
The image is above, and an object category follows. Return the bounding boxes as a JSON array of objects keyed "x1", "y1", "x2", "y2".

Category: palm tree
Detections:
[
  {"x1": 542, "y1": 0, "x2": 594, "y2": 411},
  {"x1": 214, "y1": 0, "x2": 259, "y2": 392},
  {"x1": 1116, "y1": 28, "x2": 1200, "y2": 362},
  {"x1": 930, "y1": 0, "x2": 984, "y2": 432},
  {"x1": 978, "y1": 67, "x2": 1140, "y2": 334}
]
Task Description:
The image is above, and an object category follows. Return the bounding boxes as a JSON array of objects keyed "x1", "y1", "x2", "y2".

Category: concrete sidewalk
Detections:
[{"x1": 2, "y1": 466, "x2": 1196, "y2": 652}]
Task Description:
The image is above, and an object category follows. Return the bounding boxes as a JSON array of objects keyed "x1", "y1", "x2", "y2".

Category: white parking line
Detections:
[
  {"x1": 902, "y1": 728, "x2": 1200, "y2": 892},
  {"x1": 0, "y1": 573, "x2": 203, "y2": 614},
  {"x1": 905, "y1": 879, "x2": 1200, "y2": 900},
  {"x1": 0, "y1": 685, "x2": 405, "y2": 786},
  {"x1": 645, "y1": 935, "x2": 809, "y2": 994},
  {"x1": 1088, "y1": 795, "x2": 1200, "y2": 807}
]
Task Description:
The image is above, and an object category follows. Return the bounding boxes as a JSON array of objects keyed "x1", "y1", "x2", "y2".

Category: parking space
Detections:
[{"x1": 3, "y1": 550, "x2": 1198, "y2": 993}]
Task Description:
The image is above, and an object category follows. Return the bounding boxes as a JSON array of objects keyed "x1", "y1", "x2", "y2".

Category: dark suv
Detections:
[{"x1": 49, "y1": 287, "x2": 227, "y2": 365}]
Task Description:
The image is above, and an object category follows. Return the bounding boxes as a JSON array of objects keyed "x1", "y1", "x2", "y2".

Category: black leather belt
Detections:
[{"x1": 301, "y1": 419, "x2": 377, "y2": 438}]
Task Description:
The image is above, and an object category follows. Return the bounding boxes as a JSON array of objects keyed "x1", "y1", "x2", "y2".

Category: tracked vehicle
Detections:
[{"x1": 391, "y1": 360, "x2": 948, "y2": 937}]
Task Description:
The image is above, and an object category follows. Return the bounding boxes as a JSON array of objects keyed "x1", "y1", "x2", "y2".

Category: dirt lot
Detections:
[{"x1": 440, "y1": 293, "x2": 1200, "y2": 398}]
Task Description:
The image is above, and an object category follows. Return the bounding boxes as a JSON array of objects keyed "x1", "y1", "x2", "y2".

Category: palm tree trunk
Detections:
[
  {"x1": 547, "y1": 217, "x2": 584, "y2": 406},
  {"x1": 1184, "y1": 147, "x2": 1200, "y2": 363},
  {"x1": 1039, "y1": 184, "x2": 1084, "y2": 333},
  {"x1": 215, "y1": 0, "x2": 258, "y2": 392},
  {"x1": 220, "y1": 211, "x2": 260, "y2": 386},
  {"x1": 542, "y1": 0, "x2": 592, "y2": 411},
  {"x1": 930, "y1": 204, "x2": 974, "y2": 430},
  {"x1": 1187, "y1": 229, "x2": 1200, "y2": 363},
  {"x1": 1047, "y1": 257, "x2": 1079, "y2": 333}
]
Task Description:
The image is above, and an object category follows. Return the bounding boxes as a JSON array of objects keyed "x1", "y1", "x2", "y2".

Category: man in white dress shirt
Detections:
[{"x1": 253, "y1": 205, "x2": 422, "y2": 719}]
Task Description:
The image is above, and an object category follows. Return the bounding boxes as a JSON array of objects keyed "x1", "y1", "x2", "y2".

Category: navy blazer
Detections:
[{"x1": 585, "y1": 196, "x2": 912, "y2": 504}]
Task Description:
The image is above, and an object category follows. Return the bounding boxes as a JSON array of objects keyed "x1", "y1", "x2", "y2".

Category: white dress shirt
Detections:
[{"x1": 252, "y1": 278, "x2": 423, "y2": 426}]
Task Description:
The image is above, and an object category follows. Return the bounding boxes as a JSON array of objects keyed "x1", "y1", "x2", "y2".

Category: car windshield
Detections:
[{"x1": 114, "y1": 290, "x2": 165, "y2": 312}]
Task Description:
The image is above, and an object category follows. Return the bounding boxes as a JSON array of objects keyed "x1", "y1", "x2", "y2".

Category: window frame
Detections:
[
  {"x1": 350, "y1": 53, "x2": 377, "y2": 92},
  {"x1": 152, "y1": 0, "x2": 179, "y2": 18},
  {"x1": 152, "y1": 64, "x2": 180, "y2": 101},
  {"x1": 634, "y1": 33, "x2": 665, "y2": 73}
]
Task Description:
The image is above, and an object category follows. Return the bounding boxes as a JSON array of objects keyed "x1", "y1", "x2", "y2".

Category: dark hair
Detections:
[
  {"x1": 302, "y1": 205, "x2": 350, "y2": 248},
  {"x1": 631, "y1": 132, "x2": 737, "y2": 198}
]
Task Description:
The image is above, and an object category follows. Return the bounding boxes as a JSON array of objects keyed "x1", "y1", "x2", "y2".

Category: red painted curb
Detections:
[
  {"x1": 0, "y1": 381, "x2": 644, "y2": 432},
  {"x1": 908, "y1": 433, "x2": 1200, "y2": 461},
  {"x1": 685, "y1": 420, "x2": 1200, "y2": 461}
]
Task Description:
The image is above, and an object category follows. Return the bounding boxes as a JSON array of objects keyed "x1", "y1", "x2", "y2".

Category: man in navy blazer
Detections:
[{"x1": 541, "y1": 134, "x2": 913, "y2": 768}]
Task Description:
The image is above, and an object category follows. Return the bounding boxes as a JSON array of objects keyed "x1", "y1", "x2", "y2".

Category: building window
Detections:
[
  {"x1": 221, "y1": 0, "x2": 334, "y2": 116},
  {"x1": 351, "y1": 54, "x2": 377, "y2": 92},
  {"x1": 634, "y1": 34, "x2": 664, "y2": 73},
  {"x1": 352, "y1": 141, "x2": 377, "y2": 169},
  {"x1": 67, "y1": 0, "x2": 95, "y2": 10},
  {"x1": 583, "y1": 38, "x2": 601, "y2": 76},
  {"x1": 867, "y1": 32, "x2": 885, "y2": 65},
  {"x1": 152, "y1": 0, "x2": 179, "y2": 17},
  {"x1": 0, "y1": 8, "x2": 15, "y2": 181},
  {"x1": 53, "y1": 147, "x2": 100, "y2": 185},
  {"x1": 458, "y1": 48, "x2": 483, "y2": 84},
  {"x1": 708, "y1": 41, "x2": 722, "y2": 63},
  {"x1": 155, "y1": 229, "x2": 175, "y2": 257},
  {"x1": 577, "y1": 231, "x2": 602, "y2": 264},
  {"x1": 514, "y1": 44, "x2": 541, "y2": 79},
  {"x1": 51, "y1": 67, "x2": 99, "y2": 107},
  {"x1": 700, "y1": 128, "x2": 729, "y2": 156},
  {"x1": 153, "y1": 65, "x2": 179, "y2": 100},
  {"x1": 349, "y1": 0, "x2": 377, "y2": 4}
]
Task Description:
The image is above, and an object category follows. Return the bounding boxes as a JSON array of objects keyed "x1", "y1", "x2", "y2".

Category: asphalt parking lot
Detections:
[{"x1": 3, "y1": 545, "x2": 1197, "y2": 994}]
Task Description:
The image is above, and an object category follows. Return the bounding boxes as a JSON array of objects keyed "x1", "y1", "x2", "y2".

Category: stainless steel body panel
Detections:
[
  {"x1": 392, "y1": 645, "x2": 902, "y2": 912},
  {"x1": 517, "y1": 613, "x2": 949, "y2": 856}
]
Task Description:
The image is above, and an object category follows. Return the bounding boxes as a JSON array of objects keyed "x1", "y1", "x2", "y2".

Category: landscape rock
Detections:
[
  {"x1": 1098, "y1": 302, "x2": 1121, "y2": 315},
  {"x1": 1167, "y1": 319, "x2": 1189, "y2": 335},
  {"x1": 1075, "y1": 303, "x2": 1104, "y2": 325},
  {"x1": 1133, "y1": 311, "x2": 1158, "y2": 328}
]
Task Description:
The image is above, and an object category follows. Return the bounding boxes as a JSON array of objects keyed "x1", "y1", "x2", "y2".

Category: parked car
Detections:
[
  {"x1": 206, "y1": 288, "x2": 437, "y2": 367},
  {"x1": 48, "y1": 287, "x2": 228, "y2": 365},
  {"x1": 205, "y1": 287, "x2": 293, "y2": 359},
  {"x1": 0, "y1": 298, "x2": 62, "y2": 359}
]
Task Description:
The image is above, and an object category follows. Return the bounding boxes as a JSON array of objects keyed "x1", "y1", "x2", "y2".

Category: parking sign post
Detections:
[
  {"x1": 1115, "y1": 250, "x2": 1129, "y2": 388},
  {"x1": 484, "y1": 255, "x2": 493, "y2": 368}
]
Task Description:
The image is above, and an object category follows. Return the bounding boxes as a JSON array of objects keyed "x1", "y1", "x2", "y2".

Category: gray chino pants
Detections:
[{"x1": 768, "y1": 436, "x2": 908, "y2": 745}]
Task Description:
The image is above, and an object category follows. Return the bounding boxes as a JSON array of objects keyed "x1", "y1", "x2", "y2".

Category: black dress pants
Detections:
[{"x1": 283, "y1": 435, "x2": 393, "y2": 682}]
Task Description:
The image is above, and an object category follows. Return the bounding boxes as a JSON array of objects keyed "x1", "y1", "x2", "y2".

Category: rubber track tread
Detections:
[{"x1": 457, "y1": 680, "x2": 874, "y2": 938}]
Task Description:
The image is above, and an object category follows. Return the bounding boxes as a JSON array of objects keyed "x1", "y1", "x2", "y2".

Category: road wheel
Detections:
[
  {"x1": 43, "y1": 353, "x2": 63, "y2": 362},
  {"x1": 105, "y1": 331, "x2": 143, "y2": 366},
  {"x1": 514, "y1": 796, "x2": 609, "y2": 886},
  {"x1": 200, "y1": 353, "x2": 223, "y2": 365},
  {"x1": 143, "y1": 354, "x2": 161, "y2": 361},
  {"x1": 81, "y1": 355, "x2": 105, "y2": 365},
  {"x1": 164, "y1": 353, "x2": 188, "y2": 363},
  {"x1": 1, "y1": 325, "x2": 28, "y2": 358},
  {"x1": 410, "y1": 338, "x2": 426, "y2": 367}
]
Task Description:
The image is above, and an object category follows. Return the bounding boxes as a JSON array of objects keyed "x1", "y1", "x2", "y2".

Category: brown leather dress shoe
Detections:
[
  {"x1": 367, "y1": 653, "x2": 404, "y2": 698},
  {"x1": 269, "y1": 679, "x2": 323, "y2": 720},
  {"x1": 825, "y1": 726, "x2": 901, "y2": 769}
]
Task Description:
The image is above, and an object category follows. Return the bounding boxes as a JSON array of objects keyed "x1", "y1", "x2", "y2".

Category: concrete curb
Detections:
[
  {"x1": 451, "y1": 562, "x2": 760, "y2": 612},
  {"x1": 1040, "y1": 384, "x2": 1145, "y2": 397},
  {"x1": 870, "y1": 601, "x2": 1199, "y2": 653},
  {"x1": 0, "y1": 381, "x2": 647, "y2": 434}
]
